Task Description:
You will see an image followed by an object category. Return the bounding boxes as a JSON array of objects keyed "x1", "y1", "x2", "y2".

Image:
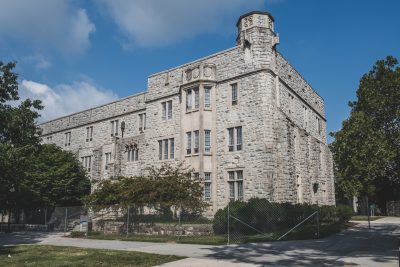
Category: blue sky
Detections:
[{"x1": 0, "y1": 0, "x2": 399, "y2": 142}]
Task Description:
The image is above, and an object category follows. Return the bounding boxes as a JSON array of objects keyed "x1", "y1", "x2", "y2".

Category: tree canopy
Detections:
[
  {"x1": 0, "y1": 60, "x2": 90, "y2": 216},
  {"x1": 330, "y1": 56, "x2": 400, "y2": 209},
  {"x1": 86, "y1": 163, "x2": 206, "y2": 216}
]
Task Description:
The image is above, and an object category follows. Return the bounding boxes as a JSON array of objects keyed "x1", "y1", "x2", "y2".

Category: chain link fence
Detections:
[{"x1": 1, "y1": 199, "x2": 345, "y2": 245}]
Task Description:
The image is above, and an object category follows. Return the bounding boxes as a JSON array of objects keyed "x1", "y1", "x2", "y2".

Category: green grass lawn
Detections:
[
  {"x1": 0, "y1": 245, "x2": 183, "y2": 267},
  {"x1": 351, "y1": 215, "x2": 385, "y2": 221},
  {"x1": 84, "y1": 232, "x2": 227, "y2": 245}
]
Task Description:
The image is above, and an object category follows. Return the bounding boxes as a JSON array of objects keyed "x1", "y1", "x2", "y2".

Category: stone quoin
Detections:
[{"x1": 40, "y1": 11, "x2": 335, "y2": 215}]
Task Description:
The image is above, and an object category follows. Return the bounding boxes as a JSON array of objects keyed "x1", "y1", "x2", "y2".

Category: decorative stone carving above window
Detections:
[{"x1": 182, "y1": 64, "x2": 216, "y2": 84}]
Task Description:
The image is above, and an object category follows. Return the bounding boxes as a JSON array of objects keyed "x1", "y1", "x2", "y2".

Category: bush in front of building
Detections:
[{"x1": 213, "y1": 198, "x2": 353, "y2": 235}]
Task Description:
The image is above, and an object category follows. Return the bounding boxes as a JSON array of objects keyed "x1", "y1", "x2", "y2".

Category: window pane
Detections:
[
  {"x1": 186, "y1": 132, "x2": 192, "y2": 154},
  {"x1": 194, "y1": 88, "x2": 199, "y2": 109},
  {"x1": 228, "y1": 171, "x2": 235, "y2": 180},
  {"x1": 231, "y1": 83, "x2": 238, "y2": 103},
  {"x1": 127, "y1": 149, "x2": 131, "y2": 161},
  {"x1": 204, "y1": 182, "x2": 211, "y2": 201},
  {"x1": 237, "y1": 181, "x2": 243, "y2": 200},
  {"x1": 229, "y1": 182, "x2": 235, "y2": 200},
  {"x1": 143, "y1": 113, "x2": 146, "y2": 129},
  {"x1": 204, "y1": 130, "x2": 211, "y2": 153},
  {"x1": 170, "y1": 138, "x2": 174, "y2": 159},
  {"x1": 115, "y1": 120, "x2": 119, "y2": 136},
  {"x1": 204, "y1": 87, "x2": 211, "y2": 108},
  {"x1": 236, "y1": 126, "x2": 242, "y2": 150},
  {"x1": 164, "y1": 139, "x2": 169, "y2": 159},
  {"x1": 228, "y1": 128, "x2": 234, "y2": 151},
  {"x1": 186, "y1": 89, "x2": 192, "y2": 111},
  {"x1": 194, "y1": 130, "x2": 199, "y2": 153},
  {"x1": 158, "y1": 140, "x2": 163, "y2": 160},
  {"x1": 162, "y1": 102, "x2": 166, "y2": 119},
  {"x1": 168, "y1": 101, "x2": 172, "y2": 119},
  {"x1": 204, "y1": 172, "x2": 211, "y2": 181},
  {"x1": 110, "y1": 121, "x2": 114, "y2": 136},
  {"x1": 236, "y1": 170, "x2": 243, "y2": 180}
]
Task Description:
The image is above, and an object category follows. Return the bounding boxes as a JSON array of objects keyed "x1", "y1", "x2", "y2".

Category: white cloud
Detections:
[
  {"x1": 20, "y1": 80, "x2": 118, "y2": 122},
  {"x1": 23, "y1": 54, "x2": 52, "y2": 70},
  {"x1": 96, "y1": 0, "x2": 264, "y2": 47},
  {"x1": 0, "y1": 0, "x2": 95, "y2": 55}
]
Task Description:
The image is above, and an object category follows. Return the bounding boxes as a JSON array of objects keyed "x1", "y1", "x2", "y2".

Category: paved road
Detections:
[{"x1": 1, "y1": 217, "x2": 399, "y2": 266}]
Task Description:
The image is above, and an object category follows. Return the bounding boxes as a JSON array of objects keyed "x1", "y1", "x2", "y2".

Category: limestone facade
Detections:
[{"x1": 40, "y1": 11, "x2": 335, "y2": 214}]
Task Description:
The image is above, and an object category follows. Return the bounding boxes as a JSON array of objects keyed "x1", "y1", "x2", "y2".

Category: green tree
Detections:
[
  {"x1": 86, "y1": 163, "x2": 206, "y2": 217},
  {"x1": 0, "y1": 61, "x2": 90, "y2": 229},
  {"x1": 330, "y1": 56, "x2": 400, "y2": 210},
  {"x1": 24, "y1": 144, "x2": 91, "y2": 207}
]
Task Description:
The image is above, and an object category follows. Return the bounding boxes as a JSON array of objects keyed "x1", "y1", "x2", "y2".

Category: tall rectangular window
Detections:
[
  {"x1": 167, "y1": 100, "x2": 172, "y2": 119},
  {"x1": 228, "y1": 170, "x2": 244, "y2": 201},
  {"x1": 228, "y1": 127, "x2": 242, "y2": 151},
  {"x1": 86, "y1": 126, "x2": 93, "y2": 142},
  {"x1": 228, "y1": 128, "x2": 234, "y2": 151},
  {"x1": 111, "y1": 120, "x2": 119, "y2": 136},
  {"x1": 139, "y1": 113, "x2": 146, "y2": 132},
  {"x1": 127, "y1": 146, "x2": 138, "y2": 162},
  {"x1": 204, "y1": 130, "x2": 211, "y2": 153},
  {"x1": 236, "y1": 126, "x2": 242, "y2": 151},
  {"x1": 186, "y1": 89, "x2": 192, "y2": 111},
  {"x1": 169, "y1": 138, "x2": 174, "y2": 159},
  {"x1": 204, "y1": 172, "x2": 212, "y2": 201},
  {"x1": 204, "y1": 87, "x2": 211, "y2": 108},
  {"x1": 186, "y1": 132, "x2": 192, "y2": 154},
  {"x1": 105, "y1": 153, "x2": 111, "y2": 170},
  {"x1": 194, "y1": 130, "x2": 199, "y2": 153},
  {"x1": 231, "y1": 83, "x2": 238, "y2": 105},
  {"x1": 82, "y1": 156, "x2": 92, "y2": 172},
  {"x1": 164, "y1": 139, "x2": 169, "y2": 160},
  {"x1": 162, "y1": 101, "x2": 172, "y2": 120},
  {"x1": 158, "y1": 140, "x2": 163, "y2": 160},
  {"x1": 65, "y1": 132, "x2": 71, "y2": 146},
  {"x1": 194, "y1": 88, "x2": 199, "y2": 109},
  {"x1": 316, "y1": 116, "x2": 321, "y2": 135},
  {"x1": 162, "y1": 102, "x2": 166, "y2": 120},
  {"x1": 159, "y1": 139, "x2": 174, "y2": 160}
]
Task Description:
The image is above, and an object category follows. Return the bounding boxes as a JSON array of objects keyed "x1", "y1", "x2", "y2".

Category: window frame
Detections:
[{"x1": 231, "y1": 83, "x2": 238, "y2": 105}]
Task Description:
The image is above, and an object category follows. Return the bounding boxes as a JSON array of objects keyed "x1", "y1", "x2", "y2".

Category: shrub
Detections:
[
  {"x1": 212, "y1": 199, "x2": 353, "y2": 235},
  {"x1": 70, "y1": 231, "x2": 86, "y2": 238},
  {"x1": 336, "y1": 204, "x2": 354, "y2": 222}
]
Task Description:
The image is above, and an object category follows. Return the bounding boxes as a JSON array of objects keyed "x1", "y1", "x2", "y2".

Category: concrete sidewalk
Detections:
[{"x1": 1, "y1": 217, "x2": 399, "y2": 266}]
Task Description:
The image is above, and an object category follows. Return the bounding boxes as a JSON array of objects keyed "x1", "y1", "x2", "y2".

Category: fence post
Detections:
[
  {"x1": 126, "y1": 206, "x2": 130, "y2": 237},
  {"x1": 366, "y1": 196, "x2": 371, "y2": 231},
  {"x1": 64, "y1": 207, "x2": 67, "y2": 236},
  {"x1": 316, "y1": 209, "x2": 320, "y2": 239},
  {"x1": 227, "y1": 202, "x2": 230, "y2": 245},
  {"x1": 44, "y1": 207, "x2": 47, "y2": 232}
]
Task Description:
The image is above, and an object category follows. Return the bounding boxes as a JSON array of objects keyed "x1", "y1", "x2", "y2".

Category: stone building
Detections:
[{"x1": 40, "y1": 11, "x2": 335, "y2": 214}]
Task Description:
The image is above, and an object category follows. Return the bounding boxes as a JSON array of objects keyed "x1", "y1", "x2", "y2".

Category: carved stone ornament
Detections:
[
  {"x1": 204, "y1": 66, "x2": 212, "y2": 77},
  {"x1": 192, "y1": 67, "x2": 200, "y2": 79},
  {"x1": 185, "y1": 69, "x2": 192, "y2": 81}
]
